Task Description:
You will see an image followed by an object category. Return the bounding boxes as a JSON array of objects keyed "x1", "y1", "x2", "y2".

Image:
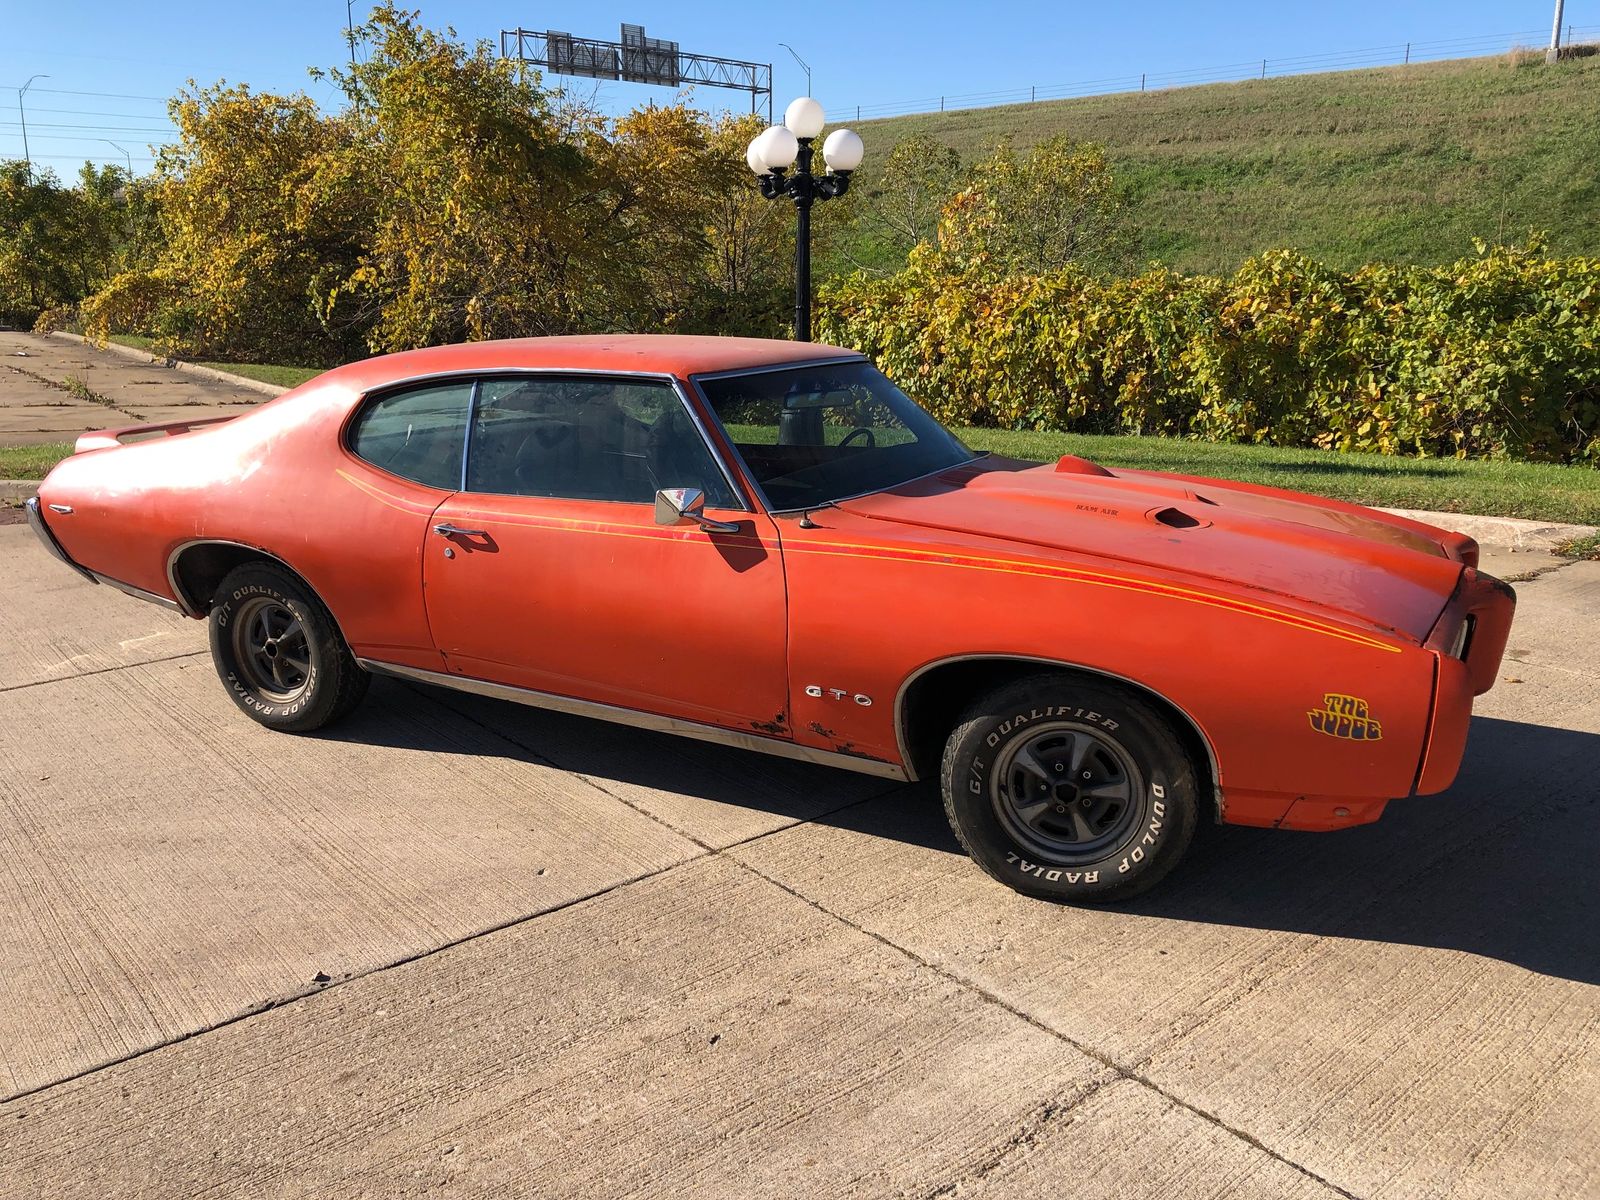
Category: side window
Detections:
[
  {"x1": 349, "y1": 381, "x2": 472, "y2": 490},
  {"x1": 465, "y1": 377, "x2": 737, "y2": 507}
]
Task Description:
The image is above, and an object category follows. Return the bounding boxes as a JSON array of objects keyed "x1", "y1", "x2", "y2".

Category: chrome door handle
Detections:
[{"x1": 433, "y1": 523, "x2": 488, "y2": 538}]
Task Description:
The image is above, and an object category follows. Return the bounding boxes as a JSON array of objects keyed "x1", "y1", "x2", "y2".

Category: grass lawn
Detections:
[
  {"x1": 108, "y1": 335, "x2": 320, "y2": 389},
  {"x1": 848, "y1": 54, "x2": 1600, "y2": 275},
  {"x1": 0, "y1": 443, "x2": 75, "y2": 481},
  {"x1": 958, "y1": 429, "x2": 1600, "y2": 525}
]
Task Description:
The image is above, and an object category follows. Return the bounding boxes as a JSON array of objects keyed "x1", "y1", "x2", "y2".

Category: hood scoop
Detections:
[
  {"x1": 1151, "y1": 506, "x2": 1209, "y2": 530},
  {"x1": 1055, "y1": 454, "x2": 1115, "y2": 477}
]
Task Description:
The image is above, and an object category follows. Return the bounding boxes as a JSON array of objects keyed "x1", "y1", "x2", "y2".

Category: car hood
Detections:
[{"x1": 834, "y1": 456, "x2": 1466, "y2": 642}]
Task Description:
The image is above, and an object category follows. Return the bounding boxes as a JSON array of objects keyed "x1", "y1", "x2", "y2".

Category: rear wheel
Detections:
[
  {"x1": 208, "y1": 562, "x2": 369, "y2": 733},
  {"x1": 940, "y1": 674, "x2": 1200, "y2": 902}
]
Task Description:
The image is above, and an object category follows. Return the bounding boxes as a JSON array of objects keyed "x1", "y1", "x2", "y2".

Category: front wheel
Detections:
[
  {"x1": 208, "y1": 561, "x2": 369, "y2": 733},
  {"x1": 940, "y1": 674, "x2": 1200, "y2": 903}
]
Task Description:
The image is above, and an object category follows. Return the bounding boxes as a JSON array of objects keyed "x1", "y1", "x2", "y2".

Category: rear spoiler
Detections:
[{"x1": 74, "y1": 414, "x2": 237, "y2": 454}]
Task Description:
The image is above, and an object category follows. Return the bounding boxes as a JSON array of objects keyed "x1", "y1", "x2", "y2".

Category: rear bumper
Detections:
[{"x1": 24, "y1": 496, "x2": 97, "y2": 584}]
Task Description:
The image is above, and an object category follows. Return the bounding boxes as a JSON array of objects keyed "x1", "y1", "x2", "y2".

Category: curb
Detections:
[
  {"x1": 1376, "y1": 508, "x2": 1596, "y2": 553},
  {"x1": 43, "y1": 331, "x2": 289, "y2": 398},
  {"x1": 1, "y1": 480, "x2": 41, "y2": 502}
]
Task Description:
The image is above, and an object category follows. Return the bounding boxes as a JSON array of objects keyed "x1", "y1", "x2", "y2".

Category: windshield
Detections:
[{"x1": 697, "y1": 360, "x2": 974, "y2": 512}]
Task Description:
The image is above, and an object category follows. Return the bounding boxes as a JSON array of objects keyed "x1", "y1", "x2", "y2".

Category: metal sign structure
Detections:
[{"x1": 500, "y1": 23, "x2": 773, "y2": 117}]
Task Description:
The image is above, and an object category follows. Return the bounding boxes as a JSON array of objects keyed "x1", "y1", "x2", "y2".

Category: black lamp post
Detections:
[{"x1": 747, "y1": 98, "x2": 865, "y2": 342}]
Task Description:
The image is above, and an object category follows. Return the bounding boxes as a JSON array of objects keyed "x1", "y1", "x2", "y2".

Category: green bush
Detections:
[{"x1": 817, "y1": 240, "x2": 1600, "y2": 462}]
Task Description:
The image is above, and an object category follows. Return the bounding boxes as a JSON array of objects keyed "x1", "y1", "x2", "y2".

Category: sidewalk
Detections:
[{"x1": 0, "y1": 330, "x2": 269, "y2": 447}]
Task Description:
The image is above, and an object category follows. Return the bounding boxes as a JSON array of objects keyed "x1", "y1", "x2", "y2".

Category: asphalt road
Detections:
[{"x1": 1, "y1": 523, "x2": 1597, "y2": 1199}]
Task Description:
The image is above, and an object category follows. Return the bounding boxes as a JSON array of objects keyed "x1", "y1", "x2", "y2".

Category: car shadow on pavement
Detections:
[
  {"x1": 323, "y1": 676, "x2": 955, "y2": 850},
  {"x1": 330, "y1": 690, "x2": 1598, "y2": 987},
  {"x1": 1129, "y1": 715, "x2": 1600, "y2": 987}
]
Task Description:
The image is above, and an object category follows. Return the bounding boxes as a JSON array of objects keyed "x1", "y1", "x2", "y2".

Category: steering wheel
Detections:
[{"x1": 839, "y1": 427, "x2": 876, "y2": 450}]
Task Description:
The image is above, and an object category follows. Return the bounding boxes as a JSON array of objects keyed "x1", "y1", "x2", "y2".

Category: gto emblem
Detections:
[
  {"x1": 1308, "y1": 692, "x2": 1383, "y2": 741},
  {"x1": 804, "y1": 685, "x2": 872, "y2": 707}
]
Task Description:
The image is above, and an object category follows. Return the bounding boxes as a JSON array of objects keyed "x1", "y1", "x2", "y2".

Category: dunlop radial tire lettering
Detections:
[{"x1": 939, "y1": 673, "x2": 1199, "y2": 903}]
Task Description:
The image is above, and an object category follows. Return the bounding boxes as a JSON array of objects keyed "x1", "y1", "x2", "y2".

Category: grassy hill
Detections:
[{"x1": 851, "y1": 53, "x2": 1600, "y2": 274}]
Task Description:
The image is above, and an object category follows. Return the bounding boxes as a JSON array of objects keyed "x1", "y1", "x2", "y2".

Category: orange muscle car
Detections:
[{"x1": 27, "y1": 336, "x2": 1515, "y2": 900}]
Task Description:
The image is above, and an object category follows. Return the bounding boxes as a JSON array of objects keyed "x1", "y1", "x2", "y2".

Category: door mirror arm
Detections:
[{"x1": 654, "y1": 487, "x2": 740, "y2": 534}]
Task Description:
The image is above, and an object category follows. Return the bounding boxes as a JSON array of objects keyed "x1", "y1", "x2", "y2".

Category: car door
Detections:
[
  {"x1": 333, "y1": 376, "x2": 474, "y2": 669},
  {"x1": 421, "y1": 373, "x2": 792, "y2": 735}
]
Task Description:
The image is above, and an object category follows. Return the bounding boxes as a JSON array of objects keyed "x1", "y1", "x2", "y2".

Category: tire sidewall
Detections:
[
  {"x1": 209, "y1": 573, "x2": 330, "y2": 728},
  {"x1": 944, "y1": 685, "x2": 1197, "y2": 901}
]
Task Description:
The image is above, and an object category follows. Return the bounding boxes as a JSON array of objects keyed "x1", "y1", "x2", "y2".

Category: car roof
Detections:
[{"x1": 317, "y1": 335, "x2": 863, "y2": 393}]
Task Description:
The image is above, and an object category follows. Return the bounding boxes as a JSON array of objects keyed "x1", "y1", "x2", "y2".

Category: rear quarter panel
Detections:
[{"x1": 36, "y1": 382, "x2": 446, "y2": 666}]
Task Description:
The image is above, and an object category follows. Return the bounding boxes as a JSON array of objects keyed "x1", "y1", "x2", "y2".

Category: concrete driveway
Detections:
[{"x1": 1, "y1": 524, "x2": 1596, "y2": 1199}]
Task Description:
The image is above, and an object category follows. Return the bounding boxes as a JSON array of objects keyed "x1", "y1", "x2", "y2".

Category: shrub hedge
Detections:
[{"x1": 816, "y1": 240, "x2": 1600, "y2": 462}]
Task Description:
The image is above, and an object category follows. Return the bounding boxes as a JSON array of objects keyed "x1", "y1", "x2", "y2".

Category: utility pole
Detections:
[
  {"x1": 778, "y1": 43, "x2": 811, "y2": 95},
  {"x1": 17, "y1": 74, "x2": 48, "y2": 182},
  {"x1": 346, "y1": 0, "x2": 358, "y2": 67},
  {"x1": 1548, "y1": 0, "x2": 1566, "y2": 63}
]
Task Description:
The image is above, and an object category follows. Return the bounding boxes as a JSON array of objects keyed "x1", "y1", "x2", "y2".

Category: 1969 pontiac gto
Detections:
[{"x1": 27, "y1": 335, "x2": 1516, "y2": 901}]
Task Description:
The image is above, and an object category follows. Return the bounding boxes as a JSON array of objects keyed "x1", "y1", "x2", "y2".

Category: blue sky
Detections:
[{"x1": 1, "y1": 1, "x2": 1585, "y2": 174}]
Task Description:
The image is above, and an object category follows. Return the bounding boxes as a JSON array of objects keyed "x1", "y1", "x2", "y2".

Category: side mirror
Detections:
[{"x1": 654, "y1": 487, "x2": 739, "y2": 534}]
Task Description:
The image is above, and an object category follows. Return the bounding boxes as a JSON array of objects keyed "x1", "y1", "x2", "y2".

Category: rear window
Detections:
[{"x1": 348, "y1": 382, "x2": 472, "y2": 490}]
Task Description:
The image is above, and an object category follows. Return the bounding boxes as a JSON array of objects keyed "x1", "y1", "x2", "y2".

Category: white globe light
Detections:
[
  {"x1": 756, "y1": 124, "x2": 798, "y2": 170},
  {"x1": 784, "y1": 96, "x2": 826, "y2": 139},
  {"x1": 822, "y1": 127, "x2": 865, "y2": 172},
  {"x1": 745, "y1": 137, "x2": 768, "y2": 175}
]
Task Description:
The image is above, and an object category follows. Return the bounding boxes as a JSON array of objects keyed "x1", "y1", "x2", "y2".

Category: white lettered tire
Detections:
[
  {"x1": 208, "y1": 562, "x2": 370, "y2": 733},
  {"x1": 940, "y1": 673, "x2": 1200, "y2": 902}
]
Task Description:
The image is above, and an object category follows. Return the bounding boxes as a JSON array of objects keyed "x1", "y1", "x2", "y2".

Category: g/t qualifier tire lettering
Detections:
[
  {"x1": 940, "y1": 674, "x2": 1200, "y2": 903},
  {"x1": 207, "y1": 562, "x2": 370, "y2": 734}
]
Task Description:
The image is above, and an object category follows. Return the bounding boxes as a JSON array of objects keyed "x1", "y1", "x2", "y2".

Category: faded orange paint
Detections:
[{"x1": 33, "y1": 334, "x2": 1515, "y2": 835}]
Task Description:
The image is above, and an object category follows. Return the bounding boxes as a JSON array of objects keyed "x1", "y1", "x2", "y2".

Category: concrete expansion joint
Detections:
[
  {"x1": 0, "y1": 651, "x2": 210, "y2": 695},
  {"x1": 0, "y1": 679, "x2": 907, "y2": 1104},
  {"x1": 3, "y1": 360, "x2": 145, "y2": 424},
  {"x1": 732, "y1": 855, "x2": 1364, "y2": 1200},
  {"x1": 917, "y1": 1080, "x2": 1117, "y2": 1198},
  {"x1": 0, "y1": 853, "x2": 690, "y2": 1108}
]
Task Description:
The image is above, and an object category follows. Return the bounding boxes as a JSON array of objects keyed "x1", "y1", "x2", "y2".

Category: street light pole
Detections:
[
  {"x1": 100, "y1": 140, "x2": 132, "y2": 175},
  {"x1": 791, "y1": 138, "x2": 814, "y2": 341},
  {"x1": 747, "y1": 98, "x2": 865, "y2": 342},
  {"x1": 778, "y1": 43, "x2": 812, "y2": 96},
  {"x1": 18, "y1": 74, "x2": 49, "y2": 182}
]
